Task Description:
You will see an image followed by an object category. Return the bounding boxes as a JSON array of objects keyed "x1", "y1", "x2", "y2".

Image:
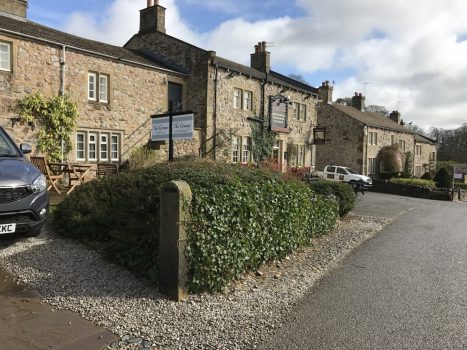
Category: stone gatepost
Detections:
[{"x1": 159, "y1": 181, "x2": 192, "y2": 301}]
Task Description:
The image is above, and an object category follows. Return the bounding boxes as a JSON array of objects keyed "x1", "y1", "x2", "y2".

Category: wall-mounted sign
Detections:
[
  {"x1": 313, "y1": 127, "x2": 326, "y2": 144},
  {"x1": 269, "y1": 96, "x2": 289, "y2": 133},
  {"x1": 151, "y1": 113, "x2": 194, "y2": 141}
]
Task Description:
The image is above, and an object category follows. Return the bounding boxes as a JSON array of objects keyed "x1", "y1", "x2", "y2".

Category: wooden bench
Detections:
[{"x1": 96, "y1": 163, "x2": 119, "y2": 177}]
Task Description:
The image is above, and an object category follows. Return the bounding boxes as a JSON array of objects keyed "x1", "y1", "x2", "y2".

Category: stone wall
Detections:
[
  {"x1": 317, "y1": 104, "x2": 418, "y2": 176},
  {"x1": 208, "y1": 67, "x2": 318, "y2": 172},
  {"x1": 126, "y1": 32, "x2": 319, "y2": 171},
  {"x1": 0, "y1": 0, "x2": 27, "y2": 18},
  {"x1": 366, "y1": 126, "x2": 414, "y2": 175},
  {"x1": 316, "y1": 104, "x2": 364, "y2": 173},
  {"x1": 125, "y1": 32, "x2": 210, "y2": 135},
  {"x1": 0, "y1": 33, "x2": 198, "y2": 163}
]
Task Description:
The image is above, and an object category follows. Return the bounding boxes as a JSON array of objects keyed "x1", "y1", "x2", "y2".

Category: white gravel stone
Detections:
[{"x1": 0, "y1": 213, "x2": 388, "y2": 349}]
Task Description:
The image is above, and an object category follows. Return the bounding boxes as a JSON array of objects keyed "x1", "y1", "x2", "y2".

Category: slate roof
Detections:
[
  {"x1": 331, "y1": 103, "x2": 413, "y2": 134},
  {"x1": 0, "y1": 14, "x2": 185, "y2": 74},
  {"x1": 212, "y1": 56, "x2": 319, "y2": 96},
  {"x1": 415, "y1": 133, "x2": 437, "y2": 144}
]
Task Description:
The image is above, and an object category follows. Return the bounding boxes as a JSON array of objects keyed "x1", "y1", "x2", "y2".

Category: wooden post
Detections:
[{"x1": 159, "y1": 181, "x2": 192, "y2": 301}]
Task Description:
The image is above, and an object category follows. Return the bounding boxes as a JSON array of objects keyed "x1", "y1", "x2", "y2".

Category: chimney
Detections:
[
  {"x1": 319, "y1": 80, "x2": 333, "y2": 104},
  {"x1": 250, "y1": 41, "x2": 270, "y2": 73},
  {"x1": 139, "y1": 0, "x2": 166, "y2": 34},
  {"x1": 0, "y1": 0, "x2": 28, "y2": 18},
  {"x1": 389, "y1": 111, "x2": 401, "y2": 124},
  {"x1": 351, "y1": 92, "x2": 365, "y2": 111}
]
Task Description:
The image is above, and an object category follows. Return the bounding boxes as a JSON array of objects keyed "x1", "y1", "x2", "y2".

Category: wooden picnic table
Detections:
[{"x1": 66, "y1": 163, "x2": 94, "y2": 194}]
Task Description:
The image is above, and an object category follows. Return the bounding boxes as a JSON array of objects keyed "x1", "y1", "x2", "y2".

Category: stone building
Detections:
[
  {"x1": 317, "y1": 83, "x2": 435, "y2": 177},
  {"x1": 414, "y1": 133, "x2": 437, "y2": 177},
  {"x1": 125, "y1": 0, "x2": 320, "y2": 172},
  {"x1": 0, "y1": 0, "x2": 195, "y2": 164}
]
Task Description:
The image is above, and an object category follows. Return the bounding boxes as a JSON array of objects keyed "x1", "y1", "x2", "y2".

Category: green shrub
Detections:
[
  {"x1": 420, "y1": 172, "x2": 433, "y2": 180},
  {"x1": 306, "y1": 180, "x2": 356, "y2": 217},
  {"x1": 389, "y1": 177, "x2": 436, "y2": 188},
  {"x1": 434, "y1": 167, "x2": 452, "y2": 188},
  {"x1": 54, "y1": 161, "x2": 339, "y2": 293},
  {"x1": 120, "y1": 145, "x2": 163, "y2": 171},
  {"x1": 454, "y1": 182, "x2": 467, "y2": 189}
]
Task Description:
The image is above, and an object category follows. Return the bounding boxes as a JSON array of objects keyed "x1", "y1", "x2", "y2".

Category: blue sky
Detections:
[{"x1": 26, "y1": 0, "x2": 467, "y2": 130}]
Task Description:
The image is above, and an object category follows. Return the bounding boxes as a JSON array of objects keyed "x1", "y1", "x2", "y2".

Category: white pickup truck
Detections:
[{"x1": 314, "y1": 165, "x2": 372, "y2": 188}]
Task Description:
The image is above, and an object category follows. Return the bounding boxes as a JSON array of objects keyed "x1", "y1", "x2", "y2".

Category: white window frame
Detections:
[
  {"x1": 99, "y1": 74, "x2": 109, "y2": 103},
  {"x1": 298, "y1": 145, "x2": 305, "y2": 166},
  {"x1": 0, "y1": 42, "x2": 11, "y2": 72},
  {"x1": 300, "y1": 104, "x2": 307, "y2": 121},
  {"x1": 399, "y1": 140, "x2": 406, "y2": 151},
  {"x1": 241, "y1": 137, "x2": 251, "y2": 163},
  {"x1": 233, "y1": 88, "x2": 242, "y2": 109},
  {"x1": 293, "y1": 102, "x2": 300, "y2": 119},
  {"x1": 416, "y1": 145, "x2": 422, "y2": 156},
  {"x1": 77, "y1": 130, "x2": 122, "y2": 162},
  {"x1": 232, "y1": 136, "x2": 241, "y2": 163},
  {"x1": 88, "y1": 133, "x2": 98, "y2": 161},
  {"x1": 100, "y1": 134, "x2": 109, "y2": 161},
  {"x1": 88, "y1": 73, "x2": 97, "y2": 101},
  {"x1": 243, "y1": 90, "x2": 252, "y2": 111},
  {"x1": 76, "y1": 132, "x2": 85, "y2": 161},
  {"x1": 111, "y1": 134, "x2": 119, "y2": 161},
  {"x1": 369, "y1": 132, "x2": 378, "y2": 145}
]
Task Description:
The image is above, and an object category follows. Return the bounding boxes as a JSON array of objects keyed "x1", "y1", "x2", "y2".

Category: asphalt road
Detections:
[{"x1": 262, "y1": 192, "x2": 467, "y2": 350}]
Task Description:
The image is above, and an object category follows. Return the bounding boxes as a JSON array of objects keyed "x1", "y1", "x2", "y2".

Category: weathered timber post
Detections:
[{"x1": 159, "y1": 181, "x2": 192, "y2": 301}]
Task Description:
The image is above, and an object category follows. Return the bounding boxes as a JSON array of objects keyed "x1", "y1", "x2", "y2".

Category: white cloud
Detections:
[{"x1": 61, "y1": 0, "x2": 467, "y2": 130}]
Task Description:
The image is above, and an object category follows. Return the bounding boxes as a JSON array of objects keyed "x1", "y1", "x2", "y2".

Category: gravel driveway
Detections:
[{"x1": 0, "y1": 211, "x2": 388, "y2": 350}]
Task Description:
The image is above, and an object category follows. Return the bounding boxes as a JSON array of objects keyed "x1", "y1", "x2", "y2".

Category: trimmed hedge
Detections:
[
  {"x1": 389, "y1": 178, "x2": 436, "y2": 189},
  {"x1": 306, "y1": 180, "x2": 356, "y2": 217},
  {"x1": 54, "y1": 161, "x2": 339, "y2": 292}
]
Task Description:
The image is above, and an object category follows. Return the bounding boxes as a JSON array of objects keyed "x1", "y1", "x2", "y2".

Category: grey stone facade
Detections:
[
  {"x1": 316, "y1": 100, "x2": 431, "y2": 177},
  {"x1": 125, "y1": 2, "x2": 319, "y2": 172},
  {"x1": 0, "y1": 8, "x2": 195, "y2": 164}
]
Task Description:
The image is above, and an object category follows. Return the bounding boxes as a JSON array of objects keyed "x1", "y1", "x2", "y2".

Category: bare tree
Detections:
[
  {"x1": 366, "y1": 105, "x2": 389, "y2": 116},
  {"x1": 429, "y1": 126, "x2": 467, "y2": 162},
  {"x1": 288, "y1": 73, "x2": 308, "y2": 84}
]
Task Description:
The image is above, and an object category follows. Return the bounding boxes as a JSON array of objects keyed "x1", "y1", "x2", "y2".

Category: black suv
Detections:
[{"x1": 0, "y1": 126, "x2": 48, "y2": 237}]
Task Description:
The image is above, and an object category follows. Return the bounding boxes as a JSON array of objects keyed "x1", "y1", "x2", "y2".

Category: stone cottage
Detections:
[
  {"x1": 125, "y1": 0, "x2": 320, "y2": 172},
  {"x1": 0, "y1": 0, "x2": 195, "y2": 164},
  {"x1": 317, "y1": 82, "x2": 436, "y2": 177},
  {"x1": 414, "y1": 133, "x2": 437, "y2": 177}
]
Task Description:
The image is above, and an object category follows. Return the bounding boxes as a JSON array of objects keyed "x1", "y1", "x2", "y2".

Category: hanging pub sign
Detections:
[
  {"x1": 313, "y1": 127, "x2": 326, "y2": 144},
  {"x1": 269, "y1": 96, "x2": 289, "y2": 133},
  {"x1": 151, "y1": 112, "x2": 194, "y2": 141}
]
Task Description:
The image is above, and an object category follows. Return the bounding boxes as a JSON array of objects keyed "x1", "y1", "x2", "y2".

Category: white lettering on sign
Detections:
[{"x1": 151, "y1": 114, "x2": 194, "y2": 141}]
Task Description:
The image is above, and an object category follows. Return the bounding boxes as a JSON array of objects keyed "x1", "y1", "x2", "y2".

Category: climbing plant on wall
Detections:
[
  {"x1": 18, "y1": 93, "x2": 78, "y2": 162},
  {"x1": 249, "y1": 117, "x2": 276, "y2": 164}
]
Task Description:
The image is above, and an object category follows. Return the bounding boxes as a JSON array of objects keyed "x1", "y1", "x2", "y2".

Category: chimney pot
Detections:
[
  {"x1": 147, "y1": 0, "x2": 154, "y2": 7},
  {"x1": 251, "y1": 40, "x2": 271, "y2": 73}
]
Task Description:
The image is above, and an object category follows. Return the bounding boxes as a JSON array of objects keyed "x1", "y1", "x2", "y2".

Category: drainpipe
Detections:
[
  {"x1": 60, "y1": 45, "x2": 66, "y2": 162},
  {"x1": 363, "y1": 125, "x2": 368, "y2": 175},
  {"x1": 262, "y1": 73, "x2": 267, "y2": 123},
  {"x1": 60, "y1": 45, "x2": 66, "y2": 95},
  {"x1": 213, "y1": 65, "x2": 218, "y2": 161}
]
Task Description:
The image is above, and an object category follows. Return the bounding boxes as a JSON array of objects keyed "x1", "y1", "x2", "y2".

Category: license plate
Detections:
[{"x1": 0, "y1": 223, "x2": 16, "y2": 234}]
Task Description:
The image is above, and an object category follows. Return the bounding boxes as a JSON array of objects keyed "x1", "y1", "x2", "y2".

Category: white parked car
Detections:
[{"x1": 314, "y1": 165, "x2": 372, "y2": 188}]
